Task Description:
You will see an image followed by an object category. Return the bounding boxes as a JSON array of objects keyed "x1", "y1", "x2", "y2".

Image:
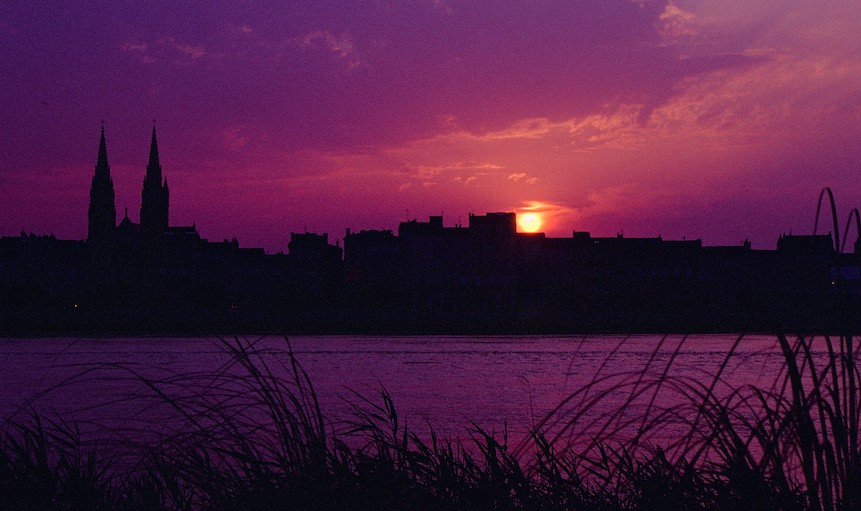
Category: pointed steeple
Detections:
[
  {"x1": 96, "y1": 126, "x2": 109, "y2": 177},
  {"x1": 146, "y1": 126, "x2": 162, "y2": 182},
  {"x1": 141, "y1": 125, "x2": 169, "y2": 240},
  {"x1": 88, "y1": 126, "x2": 116, "y2": 243}
]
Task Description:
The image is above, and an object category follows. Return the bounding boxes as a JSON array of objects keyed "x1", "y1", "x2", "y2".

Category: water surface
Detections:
[{"x1": 0, "y1": 334, "x2": 789, "y2": 444}]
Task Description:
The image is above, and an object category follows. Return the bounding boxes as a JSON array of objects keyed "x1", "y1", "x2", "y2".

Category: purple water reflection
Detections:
[{"x1": 0, "y1": 335, "x2": 788, "y2": 447}]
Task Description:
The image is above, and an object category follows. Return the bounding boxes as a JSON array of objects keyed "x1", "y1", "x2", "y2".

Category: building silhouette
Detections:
[
  {"x1": 140, "y1": 127, "x2": 169, "y2": 242},
  {"x1": 87, "y1": 127, "x2": 116, "y2": 244},
  {"x1": 1, "y1": 126, "x2": 860, "y2": 334}
]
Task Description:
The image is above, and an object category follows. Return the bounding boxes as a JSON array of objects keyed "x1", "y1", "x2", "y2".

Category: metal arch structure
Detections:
[
  {"x1": 841, "y1": 207, "x2": 860, "y2": 254},
  {"x1": 813, "y1": 186, "x2": 840, "y2": 252}
]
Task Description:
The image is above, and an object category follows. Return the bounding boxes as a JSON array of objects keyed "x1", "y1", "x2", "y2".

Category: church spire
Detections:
[
  {"x1": 147, "y1": 126, "x2": 162, "y2": 182},
  {"x1": 141, "y1": 125, "x2": 169, "y2": 240},
  {"x1": 88, "y1": 126, "x2": 116, "y2": 243},
  {"x1": 96, "y1": 126, "x2": 109, "y2": 177}
]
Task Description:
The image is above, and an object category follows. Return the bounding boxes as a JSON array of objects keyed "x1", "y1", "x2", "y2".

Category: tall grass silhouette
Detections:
[{"x1": 1, "y1": 334, "x2": 858, "y2": 510}]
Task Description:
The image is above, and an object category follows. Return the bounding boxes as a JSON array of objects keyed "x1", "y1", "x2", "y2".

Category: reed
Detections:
[
  {"x1": 0, "y1": 334, "x2": 858, "y2": 510},
  {"x1": 535, "y1": 334, "x2": 860, "y2": 511}
]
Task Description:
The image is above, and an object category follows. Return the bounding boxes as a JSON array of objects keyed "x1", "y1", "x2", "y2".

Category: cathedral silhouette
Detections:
[{"x1": 88, "y1": 126, "x2": 189, "y2": 247}]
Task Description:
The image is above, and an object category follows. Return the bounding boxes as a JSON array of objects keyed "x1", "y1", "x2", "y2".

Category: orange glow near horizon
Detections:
[{"x1": 517, "y1": 212, "x2": 542, "y2": 233}]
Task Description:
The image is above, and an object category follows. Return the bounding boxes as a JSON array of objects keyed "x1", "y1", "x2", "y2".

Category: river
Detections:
[{"x1": 0, "y1": 334, "x2": 793, "y2": 447}]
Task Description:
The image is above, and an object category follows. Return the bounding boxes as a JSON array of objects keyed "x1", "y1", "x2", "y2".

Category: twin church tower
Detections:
[{"x1": 87, "y1": 127, "x2": 170, "y2": 244}]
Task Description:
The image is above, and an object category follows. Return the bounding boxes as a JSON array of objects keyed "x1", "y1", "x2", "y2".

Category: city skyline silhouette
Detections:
[
  {"x1": 0, "y1": 125, "x2": 859, "y2": 335},
  {"x1": 3, "y1": 2, "x2": 861, "y2": 252},
  {"x1": 6, "y1": 123, "x2": 861, "y2": 256}
]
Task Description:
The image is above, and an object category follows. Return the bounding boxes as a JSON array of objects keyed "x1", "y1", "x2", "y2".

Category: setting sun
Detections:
[{"x1": 517, "y1": 212, "x2": 542, "y2": 233}]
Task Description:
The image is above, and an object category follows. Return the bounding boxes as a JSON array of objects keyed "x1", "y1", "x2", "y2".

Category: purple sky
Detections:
[{"x1": 2, "y1": 1, "x2": 861, "y2": 252}]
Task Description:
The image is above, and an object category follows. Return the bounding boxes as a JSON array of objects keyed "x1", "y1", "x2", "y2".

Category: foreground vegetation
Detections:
[{"x1": 1, "y1": 334, "x2": 859, "y2": 510}]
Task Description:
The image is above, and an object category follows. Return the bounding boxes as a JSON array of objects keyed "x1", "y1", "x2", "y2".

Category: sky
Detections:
[{"x1": 2, "y1": 0, "x2": 861, "y2": 253}]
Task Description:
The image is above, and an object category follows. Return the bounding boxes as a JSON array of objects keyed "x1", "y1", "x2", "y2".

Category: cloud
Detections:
[
  {"x1": 453, "y1": 174, "x2": 487, "y2": 185},
  {"x1": 407, "y1": 42, "x2": 860, "y2": 157},
  {"x1": 566, "y1": 107, "x2": 647, "y2": 150},
  {"x1": 409, "y1": 108, "x2": 651, "y2": 153},
  {"x1": 121, "y1": 37, "x2": 207, "y2": 64},
  {"x1": 232, "y1": 24, "x2": 253, "y2": 35},
  {"x1": 411, "y1": 165, "x2": 443, "y2": 180},
  {"x1": 229, "y1": 0, "x2": 704, "y2": 153},
  {"x1": 121, "y1": 42, "x2": 156, "y2": 64},
  {"x1": 158, "y1": 37, "x2": 206, "y2": 60},
  {"x1": 224, "y1": 126, "x2": 260, "y2": 151},
  {"x1": 507, "y1": 173, "x2": 537, "y2": 185},
  {"x1": 647, "y1": 54, "x2": 861, "y2": 147},
  {"x1": 478, "y1": 118, "x2": 556, "y2": 141},
  {"x1": 300, "y1": 30, "x2": 360, "y2": 69},
  {"x1": 406, "y1": 161, "x2": 503, "y2": 181},
  {"x1": 657, "y1": 1, "x2": 697, "y2": 44},
  {"x1": 175, "y1": 43, "x2": 206, "y2": 60},
  {"x1": 121, "y1": 42, "x2": 148, "y2": 52}
]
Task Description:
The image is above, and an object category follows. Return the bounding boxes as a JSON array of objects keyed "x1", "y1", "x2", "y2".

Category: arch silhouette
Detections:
[
  {"x1": 813, "y1": 187, "x2": 840, "y2": 252},
  {"x1": 841, "y1": 207, "x2": 860, "y2": 254}
]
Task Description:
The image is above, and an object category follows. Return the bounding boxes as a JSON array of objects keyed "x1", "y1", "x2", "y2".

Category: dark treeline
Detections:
[{"x1": 1, "y1": 211, "x2": 860, "y2": 335}]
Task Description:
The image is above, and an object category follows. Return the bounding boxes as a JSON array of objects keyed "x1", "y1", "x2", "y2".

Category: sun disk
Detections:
[{"x1": 518, "y1": 212, "x2": 542, "y2": 233}]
